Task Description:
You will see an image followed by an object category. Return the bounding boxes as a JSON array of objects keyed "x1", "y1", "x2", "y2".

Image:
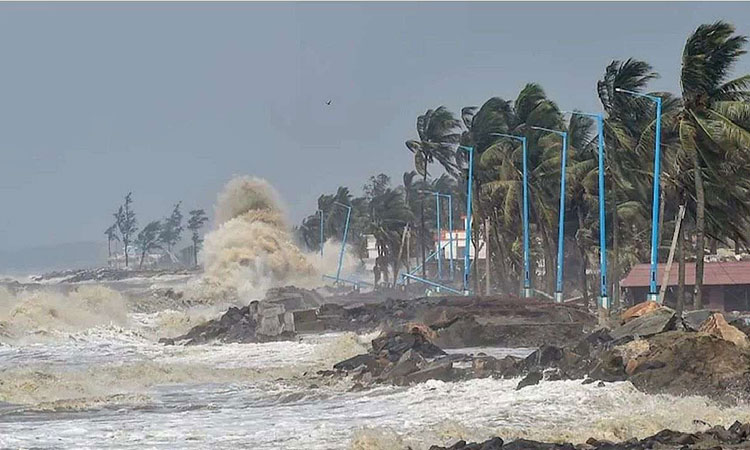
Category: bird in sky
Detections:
[{"x1": 325, "y1": 100, "x2": 332, "y2": 106}]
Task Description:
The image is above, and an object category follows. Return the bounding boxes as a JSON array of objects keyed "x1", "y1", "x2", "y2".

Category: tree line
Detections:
[
  {"x1": 297, "y1": 21, "x2": 750, "y2": 312},
  {"x1": 106, "y1": 192, "x2": 209, "y2": 268}
]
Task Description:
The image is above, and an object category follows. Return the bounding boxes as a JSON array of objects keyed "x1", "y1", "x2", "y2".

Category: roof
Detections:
[{"x1": 620, "y1": 261, "x2": 750, "y2": 288}]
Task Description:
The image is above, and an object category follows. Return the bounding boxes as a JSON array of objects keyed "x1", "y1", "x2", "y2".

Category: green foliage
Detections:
[
  {"x1": 114, "y1": 192, "x2": 137, "y2": 268},
  {"x1": 187, "y1": 209, "x2": 209, "y2": 266},
  {"x1": 159, "y1": 202, "x2": 184, "y2": 252},
  {"x1": 135, "y1": 220, "x2": 162, "y2": 268}
]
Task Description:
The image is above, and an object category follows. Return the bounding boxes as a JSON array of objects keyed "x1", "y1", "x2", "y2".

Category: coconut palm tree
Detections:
[
  {"x1": 406, "y1": 106, "x2": 462, "y2": 278},
  {"x1": 672, "y1": 21, "x2": 750, "y2": 308}
]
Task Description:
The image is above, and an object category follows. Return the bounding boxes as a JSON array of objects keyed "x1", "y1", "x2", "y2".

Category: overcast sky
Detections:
[{"x1": 0, "y1": 2, "x2": 748, "y2": 251}]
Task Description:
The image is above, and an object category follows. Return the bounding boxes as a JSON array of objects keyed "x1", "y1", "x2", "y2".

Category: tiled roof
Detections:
[{"x1": 620, "y1": 261, "x2": 750, "y2": 288}]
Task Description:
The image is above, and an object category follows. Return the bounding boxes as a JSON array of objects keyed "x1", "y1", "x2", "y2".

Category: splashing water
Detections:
[{"x1": 196, "y1": 176, "x2": 361, "y2": 301}]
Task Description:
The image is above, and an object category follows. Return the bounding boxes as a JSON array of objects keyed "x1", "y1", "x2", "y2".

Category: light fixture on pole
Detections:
[
  {"x1": 491, "y1": 133, "x2": 531, "y2": 298},
  {"x1": 530, "y1": 126, "x2": 568, "y2": 304},
  {"x1": 615, "y1": 88, "x2": 663, "y2": 303}
]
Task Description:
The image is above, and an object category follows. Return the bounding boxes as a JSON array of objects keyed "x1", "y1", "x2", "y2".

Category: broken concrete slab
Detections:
[{"x1": 610, "y1": 308, "x2": 676, "y2": 342}]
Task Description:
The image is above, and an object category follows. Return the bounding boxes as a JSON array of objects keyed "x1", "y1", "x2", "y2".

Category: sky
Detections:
[{"x1": 0, "y1": 2, "x2": 749, "y2": 252}]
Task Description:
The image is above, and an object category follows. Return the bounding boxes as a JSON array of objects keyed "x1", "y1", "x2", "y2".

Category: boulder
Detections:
[
  {"x1": 621, "y1": 301, "x2": 662, "y2": 323},
  {"x1": 333, "y1": 354, "x2": 378, "y2": 372},
  {"x1": 372, "y1": 330, "x2": 446, "y2": 362},
  {"x1": 610, "y1": 308, "x2": 676, "y2": 342},
  {"x1": 381, "y1": 349, "x2": 426, "y2": 380},
  {"x1": 699, "y1": 313, "x2": 750, "y2": 349},
  {"x1": 402, "y1": 360, "x2": 453, "y2": 385},
  {"x1": 516, "y1": 371, "x2": 543, "y2": 390},
  {"x1": 682, "y1": 309, "x2": 718, "y2": 331}
]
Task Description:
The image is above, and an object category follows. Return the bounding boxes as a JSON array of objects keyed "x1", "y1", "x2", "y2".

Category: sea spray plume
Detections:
[{"x1": 201, "y1": 176, "x2": 317, "y2": 299}]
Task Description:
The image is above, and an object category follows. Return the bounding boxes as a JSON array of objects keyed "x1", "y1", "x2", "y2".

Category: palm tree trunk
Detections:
[
  {"x1": 677, "y1": 222, "x2": 685, "y2": 317},
  {"x1": 485, "y1": 219, "x2": 491, "y2": 295},
  {"x1": 612, "y1": 198, "x2": 620, "y2": 310},
  {"x1": 693, "y1": 157, "x2": 706, "y2": 310},
  {"x1": 577, "y1": 206, "x2": 590, "y2": 310},
  {"x1": 421, "y1": 174, "x2": 427, "y2": 279}
]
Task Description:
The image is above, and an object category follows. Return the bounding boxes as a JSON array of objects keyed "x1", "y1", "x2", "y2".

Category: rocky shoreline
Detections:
[
  {"x1": 161, "y1": 289, "x2": 597, "y2": 348},
  {"x1": 323, "y1": 301, "x2": 750, "y2": 404},
  {"x1": 428, "y1": 420, "x2": 750, "y2": 449}
]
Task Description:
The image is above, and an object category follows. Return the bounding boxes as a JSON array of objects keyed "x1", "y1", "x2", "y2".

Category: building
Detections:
[{"x1": 620, "y1": 261, "x2": 750, "y2": 311}]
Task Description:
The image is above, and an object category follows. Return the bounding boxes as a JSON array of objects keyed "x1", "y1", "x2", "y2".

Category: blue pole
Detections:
[
  {"x1": 614, "y1": 89, "x2": 662, "y2": 303},
  {"x1": 596, "y1": 114, "x2": 609, "y2": 310},
  {"x1": 648, "y1": 98, "x2": 663, "y2": 300},
  {"x1": 436, "y1": 193, "x2": 442, "y2": 281},
  {"x1": 334, "y1": 202, "x2": 351, "y2": 284},
  {"x1": 532, "y1": 126, "x2": 569, "y2": 303},
  {"x1": 491, "y1": 133, "x2": 531, "y2": 298},
  {"x1": 462, "y1": 146, "x2": 474, "y2": 294},
  {"x1": 521, "y1": 137, "x2": 531, "y2": 298},
  {"x1": 566, "y1": 112, "x2": 608, "y2": 312},
  {"x1": 447, "y1": 194, "x2": 454, "y2": 280}
]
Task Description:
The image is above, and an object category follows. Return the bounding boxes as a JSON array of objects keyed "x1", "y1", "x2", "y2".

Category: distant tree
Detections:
[
  {"x1": 114, "y1": 192, "x2": 137, "y2": 268},
  {"x1": 187, "y1": 209, "x2": 209, "y2": 266},
  {"x1": 135, "y1": 220, "x2": 162, "y2": 269},
  {"x1": 104, "y1": 223, "x2": 119, "y2": 265},
  {"x1": 159, "y1": 201, "x2": 184, "y2": 255},
  {"x1": 363, "y1": 174, "x2": 391, "y2": 201}
]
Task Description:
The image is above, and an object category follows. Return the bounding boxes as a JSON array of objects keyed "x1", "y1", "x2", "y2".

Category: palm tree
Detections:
[
  {"x1": 406, "y1": 106, "x2": 461, "y2": 278},
  {"x1": 367, "y1": 188, "x2": 413, "y2": 285},
  {"x1": 104, "y1": 224, "x2": 119, "y2": 266},
  {"x1": 674, "y1": 21, "x2": 750, "y2": 308}
]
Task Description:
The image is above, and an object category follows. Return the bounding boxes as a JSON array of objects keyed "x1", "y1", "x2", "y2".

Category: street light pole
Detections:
[
  {"x1": 491, "y1": 133, "x2": 531, "y2": 298},
  {"x1": 458, "y1": 145, "x2": 474, "y2": 294},
  {"x1": 531, "y1": 126, "x2": 568, "y2": 303},
  {"x1": 332, "y1": 201, "x2": 352, "y2": 284},
  {"x1": 616, "y1": 88, "x2": 663, "y2": 302},
  {"x1": 316, "y1": 209, "x2": 324, "y2": 258},
  {"x1": 567, "y1": 111, "x2": 609, "y2": 312}
]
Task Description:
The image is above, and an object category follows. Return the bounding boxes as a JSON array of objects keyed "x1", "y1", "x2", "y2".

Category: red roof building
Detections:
[{"x1": 620, "y1": 261, "x2": 750, "y2": 311}]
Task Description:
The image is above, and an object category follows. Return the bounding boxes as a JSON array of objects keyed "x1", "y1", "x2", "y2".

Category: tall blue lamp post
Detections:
[
  {"x1": 458, "y1": 145, "x2": 474, "y2": 294},
  {"x1": 491, "y1": 133, "x2": 531, "y2": 298},
  {"x1": 316, "y1": 209, "x2": 324, "y2": 257},
  {"x1": 530, "y1": 126, "x2": 568, "y2": 303},
  {"x1": 615, "y1": 88, "x2": 663, "y2": 302},
  {"x1": 418, "y1": 190, "x2": 455, "y2": 281},
  {"x1": 332, "y1": 201, "x2": 352, "y2": 285},
  {"x1": 567, "y1": 111, "x2": 609, "y2": 311}
]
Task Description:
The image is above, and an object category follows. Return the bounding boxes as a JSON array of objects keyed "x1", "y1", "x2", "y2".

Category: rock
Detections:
[
  {"x1": 381, "y1": 349, "x2": 426, "y2": 380},
  {"x1": 516, "y1": 371, "x2": 543, "y2": 390},
  {"x1": 682, "y1": 309, "x2": 718, "y2": 331},
  {"x1": 699, "y1": 312, "x2": 750, "y2": 349},
  {"x1": 609, "y1": 308, "x2": 676, "y2": 342},
  {"x1": 403, "y1": 360, "x2": 453, "y2": 385},
  {"x1": 333, "y1": 354, "x2": 378, "y2": 372},
  {"x1": 372, "y1": 330, "x2": 446, "y2": 362},
  {"x1": 621, "y1": 301, "x2": 662, "y2": 323}
]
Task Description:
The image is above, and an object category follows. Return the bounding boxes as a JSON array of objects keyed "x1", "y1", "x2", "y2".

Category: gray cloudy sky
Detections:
[{"x1": 0, "y1": 2, "x2": 748, "y2": 252}]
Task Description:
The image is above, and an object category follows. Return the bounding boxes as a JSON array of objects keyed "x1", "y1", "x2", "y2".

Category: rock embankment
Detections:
[
  {"x1": 330, "y1": 301, "x2": 750, "y2": 402},
  {"x1": 429, "y1": 420, "x2": 750, "y2": 449},
  {"x1": 160, "y1": 286, "x2": 323, "y2": 345},
  {"x1": 308, "y1": 295, "x2": 596, "y2": 348}
]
